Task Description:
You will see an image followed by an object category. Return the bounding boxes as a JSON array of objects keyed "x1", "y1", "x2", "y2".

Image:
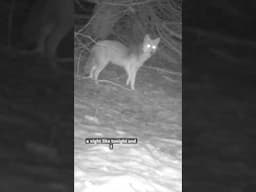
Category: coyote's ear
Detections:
[{"x1": 154, "y1": 37, "x2": 160, "y2": 45}]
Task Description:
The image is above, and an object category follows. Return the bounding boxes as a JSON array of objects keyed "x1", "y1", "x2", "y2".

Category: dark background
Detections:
[
  {"x1": 0, "y1": 0, "x2": 74, "y2": 191},
  {"x1": 183, "y1": 0, "x2": 256, "y2": 191}
]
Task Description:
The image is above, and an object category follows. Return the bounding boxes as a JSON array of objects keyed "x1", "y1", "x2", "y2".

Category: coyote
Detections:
[
  {"x1": 88, "y1": 34, "x2": 160, "y2": 90},
  {"x1": 21, "y1": 0, "x2": 73, "y2": 66}
]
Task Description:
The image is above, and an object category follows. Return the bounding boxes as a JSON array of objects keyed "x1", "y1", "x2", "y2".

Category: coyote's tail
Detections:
[{"x1": 83, "y1": 48, "x2": 96, "y2": 76}]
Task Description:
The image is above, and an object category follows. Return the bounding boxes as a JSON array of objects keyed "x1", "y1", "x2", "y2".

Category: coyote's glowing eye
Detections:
[
  {"x1": 146, "y1": 44, "x2": 151, "y2": 48},
  {"x1": 152, "y1": 45, "x2": 156, "y2": 49}
]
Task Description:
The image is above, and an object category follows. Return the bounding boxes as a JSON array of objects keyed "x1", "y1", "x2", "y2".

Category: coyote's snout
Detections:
[{"x1": 88, "y1": 34, "x2": 160, "y2": 90}]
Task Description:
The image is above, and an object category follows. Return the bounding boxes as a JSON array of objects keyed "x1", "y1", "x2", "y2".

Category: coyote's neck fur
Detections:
[
  {"x1": 128, "y1": 44, "x2": 151, "y2": 63},
  {"x1": 136, "y1": 47, "x2": 153, "y2": 65}
]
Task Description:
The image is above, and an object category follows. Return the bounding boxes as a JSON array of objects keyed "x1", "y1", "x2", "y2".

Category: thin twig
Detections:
[
  {"x1": 75, "y1": 32, "x2": 97, "y2": 44},
  {"x1": 157, "y1": 25, "x2": 181, "y2": 55},
  {"x1": 162, "y1": 22, "x2": 182, "y2": 40},
  {"x1": 78, "y1": 76, "x2": 132, "y2": 91},
  {"x1": 75, "y1": 36, "x2": 92, "y2": 51},
  {"x1": 163, "y1": 75, "x2": 180, "y2": 83},
  {"x1": 77, "y1": 13, "x2": 97, "y2": 34},
  {"x1": 97, "y1": 79, "x2": 132, "y2": 91},
  {"x1": 77, "y1": 75, "x2": 91, "y2": 80}
]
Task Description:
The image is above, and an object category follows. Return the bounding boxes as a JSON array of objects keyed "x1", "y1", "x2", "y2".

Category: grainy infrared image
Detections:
[{"x1": 74, "y1": 0, "x2": 182, "y2": 191}]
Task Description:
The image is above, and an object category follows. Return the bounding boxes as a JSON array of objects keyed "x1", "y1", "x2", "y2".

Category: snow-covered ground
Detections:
[{"x1": 74, "y1": 72, "x2": 182, "y2": 192}]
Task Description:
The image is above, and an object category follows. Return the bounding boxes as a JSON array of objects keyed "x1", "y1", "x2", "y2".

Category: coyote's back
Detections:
[{"x1": 88, "y1": 34, "x2": 160, "y2": 90}]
